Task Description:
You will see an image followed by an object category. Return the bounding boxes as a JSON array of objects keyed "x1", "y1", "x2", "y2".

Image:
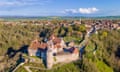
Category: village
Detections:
[{"x1": 1, "y1": 19, "x2": 120, "y2": 30}]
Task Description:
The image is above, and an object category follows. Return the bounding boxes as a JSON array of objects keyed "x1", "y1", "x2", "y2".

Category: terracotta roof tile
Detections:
[
  {"x1": 49, "y1": 34, "x2": 61, "y2": 44},
  {"x1": 54, "y1": 44, "x2": 61, "y2": 48},
  {"x1": 29, "y1": 40, "x2": 47, "y2": 50},
  {"x1": 73, "y1": 48, "x2": 79, "y2": 54},
  {"x1": 53, "y1": 38, "x2": 61, "y2": 44}
]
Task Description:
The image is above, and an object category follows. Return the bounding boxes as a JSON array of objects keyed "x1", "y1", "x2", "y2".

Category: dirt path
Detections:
[
  {"x1": 23, "y1": 60, "x2": 80, "y2": 72},
  {"x1": 24, "y1": 66, "x2": 32, "y2": 72},
  {"x1": 12, "y1": 63, "x2": 24, "y2": 72}
]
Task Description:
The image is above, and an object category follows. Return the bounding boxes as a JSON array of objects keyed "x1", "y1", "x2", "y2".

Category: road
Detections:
[{"x1": 78, "y1": 25, "x2": 97, "y2": 59}]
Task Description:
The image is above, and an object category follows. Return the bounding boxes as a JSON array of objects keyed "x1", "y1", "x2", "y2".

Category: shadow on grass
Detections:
[{"x1": 6, "y1": 45, "x2": 29, "y2": 58}]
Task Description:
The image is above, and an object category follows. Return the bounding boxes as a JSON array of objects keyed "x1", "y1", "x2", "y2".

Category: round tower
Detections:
[{"x1": 46, "y1": 49, "x2": 53, "y2": 69}]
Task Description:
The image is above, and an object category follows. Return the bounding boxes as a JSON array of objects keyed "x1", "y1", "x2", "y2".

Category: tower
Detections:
[
  {"x1": 80, "y1": 18, "x2": 82, "y2": 24},
  {"x1": 46, "y1": 40, "x2": 54, "y2": 69},
  {"x1": 46, "y1": 49, "x2": 54, "y2": 69}
]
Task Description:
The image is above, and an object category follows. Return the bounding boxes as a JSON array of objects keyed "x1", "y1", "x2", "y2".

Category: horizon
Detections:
[
  {"x1": 0, "y1": 0, "x2": 120, "y2": 16},
  {"x1": 0, "y1": 15, "x2": 120, "y2": 17}
]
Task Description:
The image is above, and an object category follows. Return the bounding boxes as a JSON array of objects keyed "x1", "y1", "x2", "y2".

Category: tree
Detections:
[{"x1": 67, "y1": 26, "x2": 73, "y2": 36}]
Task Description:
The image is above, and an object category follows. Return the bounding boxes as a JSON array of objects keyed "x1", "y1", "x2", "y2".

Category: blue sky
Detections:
[{"x1": 0, "y1": 0, "x2": 119, "y2": 16}]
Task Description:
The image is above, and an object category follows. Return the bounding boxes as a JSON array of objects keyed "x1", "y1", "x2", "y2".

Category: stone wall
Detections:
[
  {"x1": 46, "y1": 49, "x2": 79, "y2": 69},
  {"x1": 28, "y1": 49, "x2": 37, "y2": 56},
  {"x1": 54, "y1": 53, "x2": 79, "y2": 64}
]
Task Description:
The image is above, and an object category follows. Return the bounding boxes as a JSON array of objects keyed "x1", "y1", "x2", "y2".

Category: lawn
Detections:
[
  {"x1": 15, "y1": 62, "x2": 45, "y2": 72},
  {"x1": 15, "y1": 66, "x2": 27, "y2": 72},
  {"x1": 96, "y1": 59, "x2": 113, "y2": 72}
]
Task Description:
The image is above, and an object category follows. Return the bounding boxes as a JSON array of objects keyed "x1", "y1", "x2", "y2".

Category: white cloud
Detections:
[
  {"x1": 64, "y1": 9, "x2": 78, "y2": 13},
  {"x1": 79, "y1": 7, "x2": 99, "y2": 14},
  {"x1": 63, "y1": 7, "x2": 99, "y2": 14}
]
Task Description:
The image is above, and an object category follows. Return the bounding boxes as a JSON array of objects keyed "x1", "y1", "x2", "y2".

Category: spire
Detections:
[{"x1": 80, "y1": 18, "x2": 81, "y2": 24}]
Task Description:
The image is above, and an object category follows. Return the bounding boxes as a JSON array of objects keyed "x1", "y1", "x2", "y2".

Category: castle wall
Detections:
[
  {"x1": 54, "y1": 53, "x2": 79, "y2": 64},
  {"x1": 28, "y1": 49, "x2": 37, "y2": 56},
  {"x1": 60, "y1": 39, "x2": 67, "y2": 48}
]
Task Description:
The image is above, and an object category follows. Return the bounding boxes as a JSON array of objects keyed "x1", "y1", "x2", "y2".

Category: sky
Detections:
[{"x1": 0, "y1": 0, "x2": 119, "y2": 16}]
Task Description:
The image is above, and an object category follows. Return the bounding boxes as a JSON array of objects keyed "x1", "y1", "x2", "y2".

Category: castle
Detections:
[{"x1": 28, "y1": 34, "x2": 79, "y2": 69}]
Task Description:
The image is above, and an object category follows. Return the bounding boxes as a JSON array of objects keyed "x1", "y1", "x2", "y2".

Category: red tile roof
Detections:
[
  {"x1": 49, "y1": 34, "x2": 61, "y2": 44},
  {"x1": 29, "y1": 40, "x2": 47, "y2": 49},
  {"x1": 54, "y1": 44, "x2": 61, "y2": 49},
  {"x1": 73, "y1": 48, "x2": 79, "y2": 54},
  {"x1": 29, "y1": 34, "x2": 63, "y2": 50},
  {"x1": 49, "y1": 34, "x2": 56, "y2": 40},
  {"x1": 53, "y1": 38, "x2": 61, "y2": 44}
]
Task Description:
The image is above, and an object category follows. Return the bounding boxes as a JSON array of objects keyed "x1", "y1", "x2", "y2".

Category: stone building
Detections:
[
  {"x1": 28, "y1": 39, "x2": 47, "y2": 57},
  {"x1": 28, "y1": 34, "x2": 80, "y2": 69}
]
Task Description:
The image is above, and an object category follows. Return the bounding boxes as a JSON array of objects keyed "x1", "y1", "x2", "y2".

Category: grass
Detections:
[
  {"x1": 30, "y1": 68, "x2": 44, "y2": 72},
  {"x1": 64, "y1": 36, "x2": 81, "y2": 45},
  {"x1": 85, "y1": 52, "x2": 94, "y2": 59},
  {"x1": 30, "y1": 56, "x2": 40, "y2": 59},
  {"x1": 16, "y1": 61, "x2": 81, "y2": 72},
  {"x1": 30, "y1": 62, "x2": 81, "y2": 72},
  {"x1": 96, "y1": 59, "x2": 113, "y2": 72},
  {"x1": 15, "y1": 66, "x2": 27, "y2": 72},
  {"x1": 24, "y1": 62, "x2": 45, "y2": 68},
  {"x1": 15, "y1": 62, "x2": 45, "y2": 72},
  {"x1": 85, "y1": 40, "x2": 95, "y2": 52}
]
